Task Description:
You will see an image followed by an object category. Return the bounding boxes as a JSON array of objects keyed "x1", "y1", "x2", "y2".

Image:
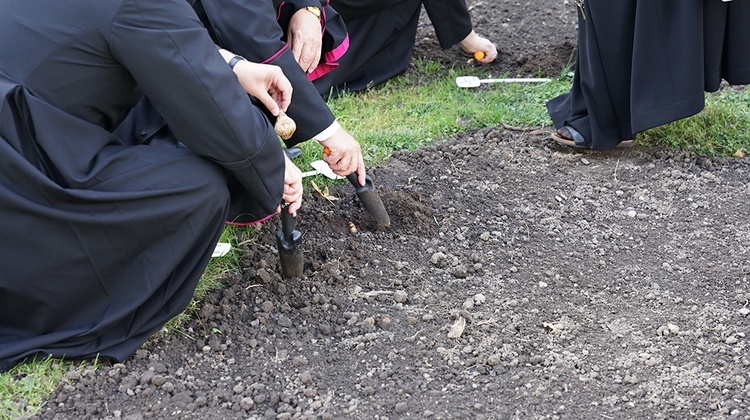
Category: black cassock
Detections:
[
  {"x1": 547, "y1": 0, "x2": 750, "y2": 150},
  {"x1": 313, "y1": 0, "x2": 474, "y2": 98},
  {"x1": 0, "y1": 0, "x2": 284, "y2": 370},
  {"x1": 193, "y1": 0, "x2": 350, "y2": 144}
]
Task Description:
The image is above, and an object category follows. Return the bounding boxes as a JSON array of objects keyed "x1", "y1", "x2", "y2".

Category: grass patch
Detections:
[
  {"x1": 325, "y1": 66, "x2": 570, "y2": 164},
  {"x1": 639, "y1": 86, "x2": 750, "y2": 156},
  {"x1": 0, "y1": 357, "x2": 69, "y2": 419}
]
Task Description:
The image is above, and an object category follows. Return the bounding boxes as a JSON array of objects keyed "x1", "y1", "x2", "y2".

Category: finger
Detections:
[
  {"x1": 298, "y1": 44, "x2": 316, "y2": 73},
  {"x1": 284, "y1": 185, "x2": 302, "y2": 201},
  {"x1": 284, "y1": 186, "x2": 302, "y2": 205},
  {"x1": 327, "y1": 154, "x2": 345, "y2": 172},
  {"x1": 288, "y1": 198, "x2": 302, "y2": 216},
  {"x1": 357, "y1": 159, "x2": 366, "y2": 186},
  {"x1": 274, "y1": 75, "x2": 293, "y2": 111},
  {"x1": 282, "y1": 198, "x2": 296, "y2": 217},
  {"x1": 283, "y1": 196, "x2": 300, "y2": 215},
  {"x1": 307, "y1": 46, "x2": 322, "y2": 74},
  {"x1": 332, "y1": 155, "x2": 351, "y2": 175},
  {"x1": 256, "y1": 91, "x2": 280, "y2": 117},
  {"x1": 289, "y1": 34, "x2": 303, "y2": 64},
  {"x1": 267, "y1": 88, "x2": 283, "y2": 110},
  {"x1": 322, "y1": 148, "x2": 339, "y2": 166},
  {"x1": 483, "y1": 46, "x2": 498, "y2": 63},
  {"x1": 283, "y1": 188, "x2": 298, "y2": 202}
]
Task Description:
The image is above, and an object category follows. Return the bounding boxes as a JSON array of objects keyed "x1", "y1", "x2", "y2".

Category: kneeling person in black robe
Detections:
[{"x1": 0, "y1": 0, "x2": 301, "y2": 371}]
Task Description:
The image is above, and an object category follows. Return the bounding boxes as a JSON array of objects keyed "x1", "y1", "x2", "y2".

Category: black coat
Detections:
[
  {"x1": 0, "y1": 0, "x2": 284, "y2": 370},
  {"x1": 547, "y1": 0, "x2": 750, "y2": 150},
  {"x1": 313, "y1": 0, "x2": 474, "y2": 97}
]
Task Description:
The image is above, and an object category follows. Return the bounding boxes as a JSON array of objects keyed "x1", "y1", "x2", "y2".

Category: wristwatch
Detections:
[
  {"x1": 304, "y1": 5, "x2": 321, "y2": 18},
  {"x1": 228, "y1": 55, "x2": 246, "y2": 69}
]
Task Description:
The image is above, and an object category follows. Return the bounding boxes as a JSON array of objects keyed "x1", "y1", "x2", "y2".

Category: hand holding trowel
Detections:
[
  {"x1": 345, "y1": 171, "x2": 391, "y2": 227},
  {"x1": 275, "y1": 203, "x2": 303, "y2": 278},
  {"x1": 322, "y1": 147, "x2": 391, "y2": 227},
  {"x1": 273, "y1": 109, "x2": 305, "y2": 278},
  {"x1": 274, "y1": 109, "x2": 304, "y2": 278}
]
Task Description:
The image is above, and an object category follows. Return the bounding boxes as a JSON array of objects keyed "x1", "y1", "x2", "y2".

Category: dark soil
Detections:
[
  {"x1": 415, "y1": 0, "x2": 577, "y2": 78},
  {"x1": 35, "y1": 1, "x2": 750, "y2": 419}
]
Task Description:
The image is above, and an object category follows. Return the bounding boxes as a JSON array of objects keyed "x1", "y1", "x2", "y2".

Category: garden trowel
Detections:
[
  {"x1": 347, "y1": 172, "x2": 391, "y2": 227},
  {"x1": 275, "y1": 203, "x2": 303, "y2": 278},
  {"x1": 304, "y1": 154, "x2": 390, "y2": 227}
]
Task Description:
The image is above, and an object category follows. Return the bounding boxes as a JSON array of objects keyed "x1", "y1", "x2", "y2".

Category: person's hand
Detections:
[
  {"x1": 319, "y1": 127, "x2": 366, "y2": 186},
  {"x1": 279, "y1": 152, "x2": 303, "y2": 216},
  {"x1": 233, "y1": 60, "x2": 293, "y2": 117},
  {"x1": 459, "y1": 30, "x2": 498, "y2": 64},
  {"x1": 288, "y1": 7, "x2": 323, "y2": 74}
]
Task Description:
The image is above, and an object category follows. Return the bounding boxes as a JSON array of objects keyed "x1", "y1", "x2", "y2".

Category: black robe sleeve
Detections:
[
  {"x1": 273, "y1": 0, "x2": 327, "y2": 12},
  {"x1": 331, "y1": 0, "x2": 473, "y2": 49},
  {"x1": 423, "y1": 0, "x2": 473, "y2": 49},
  {"x1": 194, "y1": 0, "x2": 338, "y2": 145},
  {"x1": 109, "y1": 0, "x2": 285, "y2": 216}
]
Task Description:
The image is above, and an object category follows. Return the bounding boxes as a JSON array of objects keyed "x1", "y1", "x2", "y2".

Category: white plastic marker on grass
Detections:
[
  {"x1": 455, "y1": 76, "x2": 551, "y2": 88},
  {"x1": 212, "y1": 242, "x2": 231, "y2": 258}
]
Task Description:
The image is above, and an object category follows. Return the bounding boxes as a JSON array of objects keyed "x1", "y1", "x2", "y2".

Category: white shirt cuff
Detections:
[{"x1": 312, "y1": 120, "x2": 341, "y2": 142}]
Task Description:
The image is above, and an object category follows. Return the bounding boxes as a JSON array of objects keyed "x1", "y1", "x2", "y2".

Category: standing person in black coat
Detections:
[
  {"x1": 314, "y1": 0, "x2": 498, "y2": 98},
  {"x1": 194, "y1": 0, "x2": 368, "y2": 185},
  {"x1": 547, "y1": 0, "x2": 750, "y2": 150},
  {"x1": 0, "y1": 0, "x2": 301, "y2": 370}
]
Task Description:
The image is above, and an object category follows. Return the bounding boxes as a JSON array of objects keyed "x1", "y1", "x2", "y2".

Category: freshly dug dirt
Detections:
[{"x1": 35, "y1": 1, "x2": 750, "y2": 419}]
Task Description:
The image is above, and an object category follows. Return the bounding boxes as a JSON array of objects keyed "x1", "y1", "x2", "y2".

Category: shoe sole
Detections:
[{"x1": 550, "y1": 132, "x2": 634, "y2": 149}]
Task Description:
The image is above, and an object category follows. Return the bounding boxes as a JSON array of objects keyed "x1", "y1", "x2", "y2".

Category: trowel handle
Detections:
[
  {"x1": 481, "y1": 77, "x2": 551, "y2": 83},
  {"x1": 346, "y1": 171, "x2": 375, "y2": 193},
  {"x1": 280, "y1": 204, "x2": 295, "y2": 240}
]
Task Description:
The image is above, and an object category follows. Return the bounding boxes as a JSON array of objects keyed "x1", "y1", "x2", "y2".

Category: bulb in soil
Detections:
[{"x1": 274, "y1": 109, "x2": 296, "y2": 140}]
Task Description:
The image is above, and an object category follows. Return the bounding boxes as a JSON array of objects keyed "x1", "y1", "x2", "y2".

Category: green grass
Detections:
[
  {"x1": 160, "y1": 224, "x2": 248, "y2": 337},
  {"x1": 325, "y1": 66, "x2": 570, "y2": 164},
  {"x1": 1, "y1": 357, "x2": 70, "y2": 419},
  {"x1": 0, "y1": 226, "x2": 255, "y2": 420},
  {"x1": 639, "y1": 87, "x2": 750, "y2": 156},
  {"x1": 2, "y1": 60, "x2": 747, "y2": 419}
]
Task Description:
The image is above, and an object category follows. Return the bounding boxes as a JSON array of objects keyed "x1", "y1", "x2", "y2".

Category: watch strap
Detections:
[
  {"x1": 228, "y1": 55, "x2": 246, "y2": 69},
  {"x1": 304, "y1": 6, "x2": 321, "y2": 18}
]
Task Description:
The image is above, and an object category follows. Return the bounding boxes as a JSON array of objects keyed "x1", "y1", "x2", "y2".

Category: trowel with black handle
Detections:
[
  {"x1": 346, "y1": 172, "x2": 391, "y2": 227},
  {"x1": 276, "y1": 203, "x2": 303, "y2": 278},
  {"x1": 320, "y1": 146, "x2": 391, "y2": 227}
]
